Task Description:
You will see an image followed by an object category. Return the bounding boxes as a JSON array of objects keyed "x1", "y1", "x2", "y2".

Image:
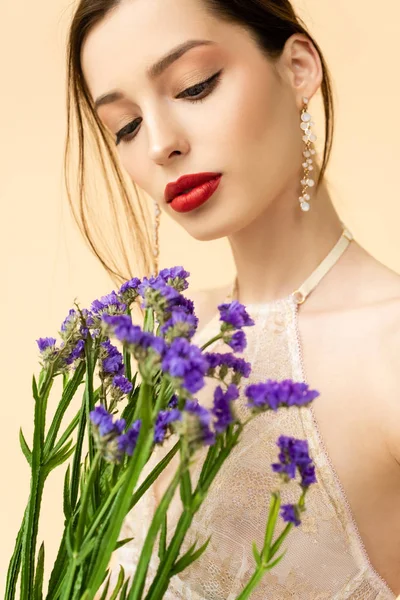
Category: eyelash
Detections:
[{"x1": 115, "y1": 69, "x2": 223, "y2": 146}]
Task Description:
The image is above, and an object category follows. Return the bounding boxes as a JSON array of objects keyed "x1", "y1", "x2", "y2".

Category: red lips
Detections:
[{"x1": 165, "y1": 172, "x2": 222, "y2": 204}]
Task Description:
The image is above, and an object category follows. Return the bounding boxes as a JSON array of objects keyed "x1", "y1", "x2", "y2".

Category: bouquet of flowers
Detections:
[{"x1": 6, "y1": 266, "x2": 319, "y2": 600}]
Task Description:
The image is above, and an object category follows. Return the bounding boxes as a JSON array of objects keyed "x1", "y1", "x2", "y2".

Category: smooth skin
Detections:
[{"x1": 82, "y1": 0, "x2": 400, "y2": 593}]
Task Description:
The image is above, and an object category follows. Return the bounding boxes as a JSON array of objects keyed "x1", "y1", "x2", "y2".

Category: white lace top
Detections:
[{"x1": 115, "y1": 293, "x2": 396, "y2": 599}]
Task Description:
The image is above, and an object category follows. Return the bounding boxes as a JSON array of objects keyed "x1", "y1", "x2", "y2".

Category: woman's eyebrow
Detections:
[{"x1": 94, "y1": 39, "x2": 216, "y2": 111}]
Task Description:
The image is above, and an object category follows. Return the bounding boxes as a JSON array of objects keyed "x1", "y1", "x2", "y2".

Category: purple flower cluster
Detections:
[
  {"x1": 100, "y1": 339, "x2": 125, "y2": 376},
  {"x1": 138, "y1": 270, "x2": 196, "y2": 328},
  {"x1": 112, "y1": 375, "x2": 133, "y2": 396},
  {"x1": 158, "y1": 267, "x2": 190, "y2": 292},
  {"x1": 280, "y1": 504, "x2": 301, "y2": 527},
  {"x1": 205, "y1": 352, "x2": 251, "y2": 385},
  {"x1": 118, "y1": 420, "x2": 142, "y2": 456},
  {"x1": 91, "y1": 291, "x2": 127, "y2": 316},
  {"x1": 37, "y1": 337, "x2": 57, "y2": 353},
  {"x1": 64, "y1": 339, "x2": 86, "y2": 366},
  {"x1": 212, "y1": 384, "x2": 239, "y2": 433},
  {"x1": 102, "y1": 315, "x2": 165, "y2": 361},
  {"x1": 90, "y1": 405, "x2": 141, "y2": 462},
  {"x1": 272, "y1": 435, "x2": 317, "y2": 488},
  {"x1": 161, "y1": 310, "x2": 199, "y2": 342},
  {"x1": 184, "y1": 400, "x2": 216, "y2": 448},
  {"x1": 218, "y1": 301, "x2": 255, "y2": 330},
  {"x1": 217, "y1": 301, "x2": 254, "y2": 352},
  {"x1": 161, "y1": 338, "x2": 209, "y2": 395},
  {"x1": 154, "y1": 409, "x2": 182, "y2": 444},
  {"x1": 245, "y1": 379, "x2": 320, "y2": 412},
  {"x1": 271, "y1": 435, "x2": 317, "y2": 527},
  {"x1": 118, "y1": 277, "x2": 141, "y2": 305}
]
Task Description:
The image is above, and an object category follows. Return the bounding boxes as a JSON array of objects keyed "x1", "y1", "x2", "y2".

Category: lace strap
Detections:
[{"x1": 229, "y1": 225, "x2": 353, "y2": 306}]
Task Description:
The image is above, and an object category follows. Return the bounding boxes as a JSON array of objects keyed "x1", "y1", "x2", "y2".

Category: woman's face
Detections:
[{"x1": 82, "y1": 0, "x2": 314, "y2": 241}]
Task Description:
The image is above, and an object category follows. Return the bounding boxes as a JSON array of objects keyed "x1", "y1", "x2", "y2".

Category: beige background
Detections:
[{"x1": 2, "y1": 0, "x2": 400, "y2": 594}]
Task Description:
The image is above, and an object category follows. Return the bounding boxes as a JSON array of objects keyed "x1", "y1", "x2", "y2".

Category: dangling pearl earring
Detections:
[{"x1": 299, "y1": 96, "x2": 317, "y2": 212}]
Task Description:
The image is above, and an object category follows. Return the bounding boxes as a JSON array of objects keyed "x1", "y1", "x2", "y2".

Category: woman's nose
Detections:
[{"x1": 146, "y1": 112, "x2": 190, "y2": 165}]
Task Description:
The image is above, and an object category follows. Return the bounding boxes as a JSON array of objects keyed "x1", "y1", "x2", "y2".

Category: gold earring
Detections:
[
  {"x1": 153, "y1": 201, "x2": 161, "y2": 275},
  {"x1": 299, "y1": 96, "x2": 317, "y2": 212}
]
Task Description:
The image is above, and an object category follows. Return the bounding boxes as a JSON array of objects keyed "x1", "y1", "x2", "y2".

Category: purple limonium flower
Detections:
[
  {"x1": 225, "y1": 330, "x2": 247, "y2": 353},
  {"x1": 60, "y1": 309, "x2": 78, "y2": 339},
  {"x1": 117, "y1": 420, "x2": 142, "y2": 456},
  {"x1": 102, "y1": 314, "x2": 166, "y2": 370},
  {"x1": 112, "y1": 375, "x2": 133, "y2": 396},
  {"x1": 90, "y1": 405, "x2": 127, "y2": 462},
  {"x1": 245, "y1": 379, "x2": 320, "y2": 413},
  {"x1": 280, "y1": 503, "x2": 301, "y2": 527},
  {"x1": 161, "y1": 310, "x2": 199, "y2": 342},
  {"x1": 218, "y1": 300, "x2": 255, "y2": 330},
  {"x1": 37, "y1": 337, "x2": 57, "y2": 353},
  {"x1": 168, "y1": 394, "x2": 178, "y2": 409},
  {"x1": 139, "y1": 274, "x2": 195, "y2": 325},
  {"x1": 100, "y1": 339, "x2": 125, "y2": 377},
  {"x1": 158, "y1": 266, "x2": 190, "y2": 292},
  {"x1": 154, "y1": 409, "x2": 182, "y2": 444},
  {"x1": 271, "y1": 435, "x2": 317, "y2": 489},
  {"x1": 90, "y1": 405, "x2": 126, "y2": 437},
  {"x1": 64, "y1": 339, "x2": 86, "y2": 367},
  {"x1": 212, "y1": 384, "x2": 239, "y2": 433},
  {"x1": 36, "y1": 336, "x2": 60, "y2": 368},
  {"x1": 118, "y1": 277, "x2": 141, "y2": 305},
  {"x1": 91, "y1": 291, "x2": 127, "y2": 316},
  {"x1": 161, "y1": 337, "x2": 209, "y2": 395},
  {"x1": 183, "y1": 400, "x2": 216, "y2": 448},
  {"x1": 205, "y1": 352, "x2": 251, "y2": 385}
]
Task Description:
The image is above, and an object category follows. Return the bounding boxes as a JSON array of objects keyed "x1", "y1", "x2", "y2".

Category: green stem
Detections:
[
  {"x1": 84, "y1": 383, "x2": 154, "y2": 597},
  {"x1": 74, "y1": 452, "x2": 101, "y2": 550},
  {"x1": 20, "y1": 372, "x2": 53, "y2": 600},
  {"x1": 200, "y1": 334, "x2": 223, "y2": 352},
  {"x1": 234, "y1": 567, "x2": 265, "y2": 600},
  {"x1": 145, "y1": 509, "x2": 193, "y2": 600}
]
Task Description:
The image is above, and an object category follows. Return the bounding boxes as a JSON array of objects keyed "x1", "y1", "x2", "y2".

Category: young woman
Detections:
[{"x1": 65, "y1": 0, "x2": 400, "y2": 597}]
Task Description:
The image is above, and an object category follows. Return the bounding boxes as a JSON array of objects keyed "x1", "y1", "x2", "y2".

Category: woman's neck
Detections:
[{"x1": 228, "y1": 178, "x2": 344, "y2": 306}]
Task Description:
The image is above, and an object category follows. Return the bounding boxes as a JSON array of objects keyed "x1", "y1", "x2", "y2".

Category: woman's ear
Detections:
[{"x1": 279, "y1": 34, "x2": 323, "y2": 110}]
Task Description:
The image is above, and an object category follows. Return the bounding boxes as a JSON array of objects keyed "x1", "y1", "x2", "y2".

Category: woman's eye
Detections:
[
  {"x1": 177, "y1": 70, "x2": 223, "y2": 102},
  {"x1": 115, "y1": 70, "x2": 223, "y2": 146},
  {"x1": 116, "y1": 118, "x2": 141, "y2": 146}
]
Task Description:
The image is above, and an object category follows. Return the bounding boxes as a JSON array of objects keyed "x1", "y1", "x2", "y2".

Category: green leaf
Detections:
[
  {"x1": 63, "y1": 465, "x2": 72, "y2": 521},
  {"x1": 33, "y1": 543, "x2": 45, "y2": 600},
  {"x1": 43, "y1": 361, "x2": 86, "y2": 458},
  {"x1": 119, "y1": 579, "x2": 130, "y2": 600},
  {"x1": 109, "y1": 566, "x2": 125, "y2": 600},
  {"x1": 5, "y1": 511, "x2": 25, "y2": 600},
  {"x1": 170, "y1": 536, "x2": 211, "y2": 576},
  {"x1": 70, "y1": 393, "x2": 87, "y2": 511},
  {"x1": 114, "y1": 537, "x2": 134, "y2": 551},
  {"x1": 32, "y1": 374, "x2": 40, "y2": 403},
  {"x1": 76, "y1": 538, "x2": 97, "y2": 565},
  {"x1": 19, "y1": 428, "x2": 32, "y2": 466},
  {"x1": 158, "y1": 515, "x2": 167, "y2": 562},
  {"x1": 128, "y1": 464, "x2": 185, "y2": 600},
  {"x1": 98, "y1": 576, "x2": 110, "y2": 600},
  {"x1": 45, "y1": 533, "x2": 68, "y2": 600},
  {"x1": 44, "y1": 442, "x2": 76, "y2": 473},
  {"x1": 129, "y1": 440, "x2": 180, "y2": 511},
  {"x1": 266, "y1": 549, "x2": 287, "y2": 570},
  {"x1": 71, "y1": 567, "x2": 84, "y2": 600},
  {"x1": 252, "y1": 541, "x2": 261, "y2": 567},
  {"x1": 268, "y1": 521, "x2": 293, "y2": 561},
  {"x1": 261, "y1": 492, "x2": 281, "y2": 563}
]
